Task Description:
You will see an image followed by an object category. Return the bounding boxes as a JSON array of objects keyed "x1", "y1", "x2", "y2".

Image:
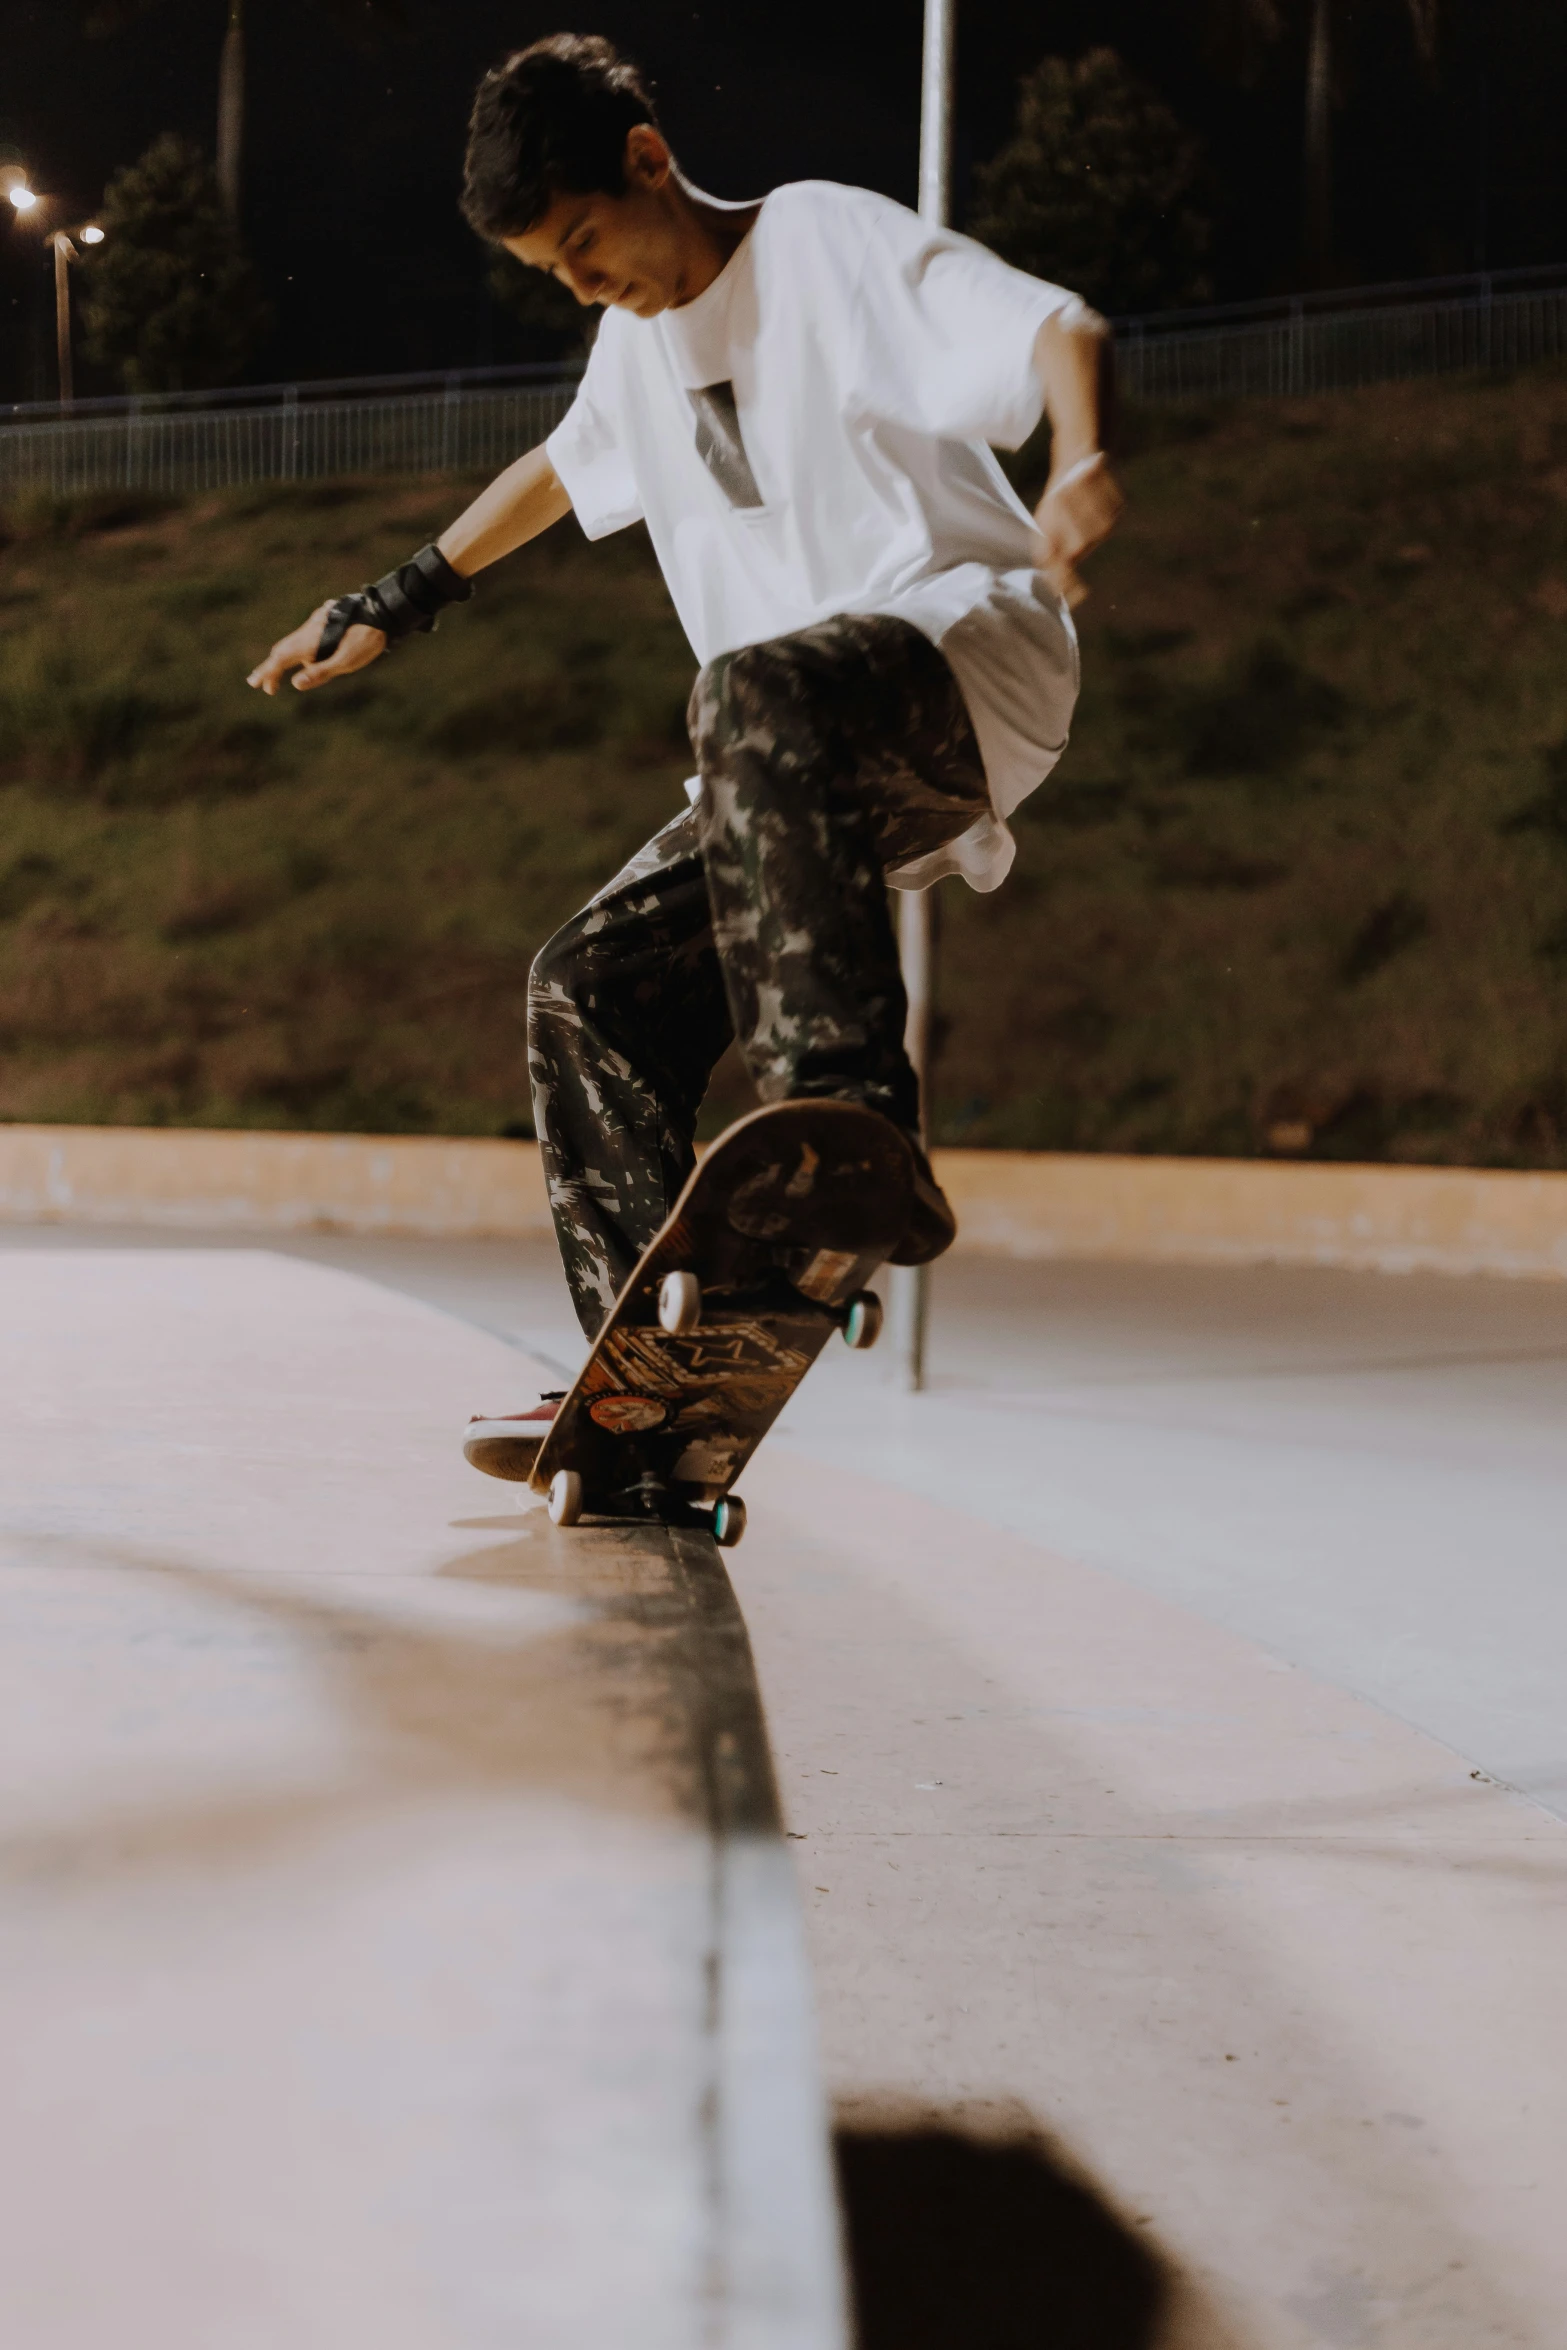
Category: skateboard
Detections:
[{"x1": 528, "y1": 1099, "x2": 915, "y2": 1545}]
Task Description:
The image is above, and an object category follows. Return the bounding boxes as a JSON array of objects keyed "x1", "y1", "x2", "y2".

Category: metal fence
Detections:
[
  {"x1": 0, "y1": 370, "x2": 581, "y2": 502},
  {"x1": 1115, "y1": 276, "x2": 1567, "y2": 404},
  {"x1": 4, "y1": 265, "x2": 1567, "y2": 501}
]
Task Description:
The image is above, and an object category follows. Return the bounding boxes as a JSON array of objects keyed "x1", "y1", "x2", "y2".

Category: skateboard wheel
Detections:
[
  {"x1": 548, "y1": 1469, "x2": 584, "y2": 1527},
  {"x1": 659, "y1": 1270, "x2": 703, "y2": 1334},
  {"x1": 842, "y1": 1290, "x2": 883, "y2": 1351},
  {"x1": 712, "y1": 1495, "x2": 748, "y2": 1548}
]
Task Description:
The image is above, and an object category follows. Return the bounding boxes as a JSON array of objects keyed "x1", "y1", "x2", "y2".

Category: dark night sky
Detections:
[{"x1": 0, "y1": 0, "x2": 1558, "y2": 403}]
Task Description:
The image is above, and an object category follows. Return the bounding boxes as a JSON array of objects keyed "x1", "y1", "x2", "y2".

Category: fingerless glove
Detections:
[{"x1": 316, "y1": 543, "x2": 474, "y2": 661}]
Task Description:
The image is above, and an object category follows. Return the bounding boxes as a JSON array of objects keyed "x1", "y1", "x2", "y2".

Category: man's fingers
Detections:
[
  {"x1": 247, "y1": 650, "x2": 299, "y2": 697},
  {"x1": 247, "y1": 610, "x2": 385, "y2": 696},
  {"x1": 248, "y1": 631, "x2": 317, "y2": 696},
  {"x1": 247, "y1": 603, "x2": 334, "y2": 694},
  {"x1": 292, "y1": 647, "x2": 361, "y2": 690},
  {"x1": 1040, "y1": 553, "x2": 1088, "y2": 610},
  {"x1": 1074, "y1": 488, "x2": 1125, "y2": 558},
  {"x1": 291, "y1": 630, "x2": 387, "y2": 691},
  {"x1": 1032, "y1": 460, "x2": 1125, "y2": 598},
  {"x1": 1064, "y1": 468, "x2": 1125, "y2": 548},
  {"x1": 1048, "y1": 479, "x2": 1122, "y2": 557},
  {"x1": 291, "y1": 622, "x2": 387, "y2": 689}
]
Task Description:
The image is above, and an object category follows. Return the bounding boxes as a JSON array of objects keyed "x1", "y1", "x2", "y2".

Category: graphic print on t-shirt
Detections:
[{"x1": 687, "y1": 382, "x2": 763, "y2": 510}]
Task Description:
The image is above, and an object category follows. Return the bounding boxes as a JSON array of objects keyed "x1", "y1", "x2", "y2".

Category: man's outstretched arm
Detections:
[
  {"x1": 1029, "y1": 309, "x2": 1123, "y2": 609},
  {"x1": 247, "y1": 444, "x2": 573, "y2": 697}
]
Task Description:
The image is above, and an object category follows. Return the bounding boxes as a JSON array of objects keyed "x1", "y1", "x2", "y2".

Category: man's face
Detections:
[{"x1": 504, "y1": 128, "x2": 688, "y2": 319}]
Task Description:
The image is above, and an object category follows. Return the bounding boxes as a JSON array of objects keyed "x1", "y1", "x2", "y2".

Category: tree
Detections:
[
  {"x1": 1190, "y1": 0, "x2": 1442, "y2": 280},
  {"x1": 87, "y1": 1, "x2": 411, "y2": 216},
  {"x1": 970, "y1": 50, "x2": 1214, "y2": 320},
  {"x1": 80, "y1": 133, "x2": 270, "y2": 392}
]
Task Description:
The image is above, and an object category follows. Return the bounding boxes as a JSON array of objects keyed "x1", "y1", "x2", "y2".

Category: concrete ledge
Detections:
[
  {"x1": 0, "y1": 1123, "x2": 553, "y2": 1237},
  {"x1": 3, "y1": 1123, "x2": 1567, "y2": 1281},
  {"x1": 933, "y1": 1147, "x2": 1567, "y2": 1280}
]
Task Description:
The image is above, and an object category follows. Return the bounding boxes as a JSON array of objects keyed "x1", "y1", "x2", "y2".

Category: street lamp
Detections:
[
  {"x1": 50, "y1": 226, "x2": 106, "y2": 408},
  {"x1": 2, "y1": 167, "x2": 106, "y2": 405},
  {"x1": 52, "y1": 232, "x2": 77, "y2": 406}
]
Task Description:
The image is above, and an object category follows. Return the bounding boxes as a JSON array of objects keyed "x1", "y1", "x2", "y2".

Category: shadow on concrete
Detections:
[
  {"x1": 834, "y1": 2110, "x2": 1167, "y2": 2350},
  {"x1": 0, "y1": 1518, "x2": 777, "y2": 1883}
]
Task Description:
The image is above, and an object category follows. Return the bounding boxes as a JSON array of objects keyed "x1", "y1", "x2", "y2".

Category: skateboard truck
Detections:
[
  {"x1": 545, "y1": 1463, "x2": 749, "y2": 1549},
  {"x1": 547, "y1": 1464, "x2": 669, "y2": 1526},
  {"x1": 659, "y1": 1268, "x2": 884, "y2": 1352},
  {"x1": 621, "y1": 1467, "x2": 673, "y2": 1518}
]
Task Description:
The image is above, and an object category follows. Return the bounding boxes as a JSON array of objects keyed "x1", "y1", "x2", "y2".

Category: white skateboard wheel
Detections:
[
  {"x1": 712, "y1": 1495, "x2": 748, "y2": 1548},
  {"x1": 548, "y1": 1469, "x2": 584, "y2": 1526},
  {"x1": 842, "y1": 1291, "x2": 883, "y2": 1351},
  {"x1": 659, "y1": 1271, "x2": 702, "y2": 1334}
]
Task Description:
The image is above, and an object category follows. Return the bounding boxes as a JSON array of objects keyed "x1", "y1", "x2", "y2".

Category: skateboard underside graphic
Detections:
[{"x1": 530, "y1": 1101, "x2": 915, "y2": 1542}]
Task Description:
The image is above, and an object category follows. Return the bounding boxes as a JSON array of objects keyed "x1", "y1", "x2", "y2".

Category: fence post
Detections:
[
  {"x1": 283, "y1": 385, "x2": 301, "y2": 481},
  {"x1": 442, "y1": 372, "x2": 459, "y2": 471},
  {"x1": 1288, "y1": 296, "x2": 1305, "y2": 398}
]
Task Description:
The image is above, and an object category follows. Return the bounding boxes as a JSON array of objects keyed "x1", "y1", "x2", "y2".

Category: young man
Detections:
[{"x1": 249, "y1": 34, "x2": 1122, "y2": 1447}]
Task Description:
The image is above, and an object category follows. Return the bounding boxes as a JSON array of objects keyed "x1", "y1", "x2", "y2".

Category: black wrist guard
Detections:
[{"x1": 317, "y1": 543, "x2": 474, "y2": 661}]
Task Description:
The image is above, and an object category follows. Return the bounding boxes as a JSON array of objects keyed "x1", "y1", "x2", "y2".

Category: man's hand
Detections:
[
  {"x1": 1032, "y1": 451, "x2": 1125, "y2": 610},
  {"x1": 247, "y1": 602, "x2": 387, "y2": 697}
]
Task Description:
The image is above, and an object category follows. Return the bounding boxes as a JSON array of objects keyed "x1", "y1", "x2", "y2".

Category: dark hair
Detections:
[{"x1": 462, "y1": 34, "x2": 659, "y2": 240}]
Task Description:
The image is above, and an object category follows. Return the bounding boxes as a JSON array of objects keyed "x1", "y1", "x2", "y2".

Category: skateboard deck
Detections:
[{"x1": 530, "y1": 1100, "x2": 914, "y2": 1538}]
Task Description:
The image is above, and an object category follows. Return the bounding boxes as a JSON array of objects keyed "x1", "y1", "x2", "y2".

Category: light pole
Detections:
[
  {"x1": 53, "y1": 231, "x2": 74, "y2": 407},
  {"x1": 4, "y1": 175, "x2": 104, "y2": 407},
  {"x1": 218, "y1": 0, "x2": 246, "y2": 217},
  {"x1": 49, "y1": 224, "x2": 105, "y2": 409},
  {"x1": 889, "y1": 0, "x2": 955, "y2": 1395}
]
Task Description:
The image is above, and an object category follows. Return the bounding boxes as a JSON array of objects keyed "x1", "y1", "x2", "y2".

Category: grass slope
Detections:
[
  {"x1": 953, "y1": 366, "x2": 1567, "y2": 1164},
  {"x1": 3, "y1": 365, "x2": 1567, "y2": 1162},
  {"x1": 0, "y1": 477, "x2": 694, "y2": 1136}
]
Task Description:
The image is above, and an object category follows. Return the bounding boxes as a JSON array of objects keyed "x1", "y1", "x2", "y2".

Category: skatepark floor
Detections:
[{"x1": 5, "y1": 1222, "x2": 1564, "y2": 2347}]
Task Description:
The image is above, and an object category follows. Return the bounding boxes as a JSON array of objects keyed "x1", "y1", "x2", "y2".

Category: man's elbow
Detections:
[
  {"x1": 1061, "y1": 299, "x2": 1110, "y2": 344},
  {"x1": 1035, "y1": 304, "x2": 1110, "y2": 365}
]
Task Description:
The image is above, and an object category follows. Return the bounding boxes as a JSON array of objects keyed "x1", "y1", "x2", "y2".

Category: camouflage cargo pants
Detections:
[{"x1": 528, "y1": 612, "x2": 989, "y2": 1337}]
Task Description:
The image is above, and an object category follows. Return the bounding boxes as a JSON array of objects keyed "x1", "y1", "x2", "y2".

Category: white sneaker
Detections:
[{"x1": 463, "y1": 1396, "x2": 563, "y2": 1482}]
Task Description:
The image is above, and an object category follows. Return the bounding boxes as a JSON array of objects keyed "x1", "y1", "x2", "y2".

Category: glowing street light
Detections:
[{"x1": 2, "y1": 167, "x2": 107, "y2": 403}]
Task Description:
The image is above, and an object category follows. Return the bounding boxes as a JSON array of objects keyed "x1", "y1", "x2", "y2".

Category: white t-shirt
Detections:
[{"x1": 546, "y1": 178, "x2": 1085, "y2": 892}]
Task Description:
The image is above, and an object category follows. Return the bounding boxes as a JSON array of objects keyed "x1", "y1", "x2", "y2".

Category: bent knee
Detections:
[
  {"x1": 528, "y1": 925, "x2": 591, "y2": 1025},
  {"x1": 688, "y1": 641, "x2": 793, "y2": 770}
]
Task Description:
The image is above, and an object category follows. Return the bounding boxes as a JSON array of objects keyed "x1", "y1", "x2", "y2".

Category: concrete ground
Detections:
[
  {"x1": 4, "y1": 1224, "x2": 1564, "y2": 2346},
  {"x1": 0, "y1": 1244, "x2": 842, "y2": 2350}
]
